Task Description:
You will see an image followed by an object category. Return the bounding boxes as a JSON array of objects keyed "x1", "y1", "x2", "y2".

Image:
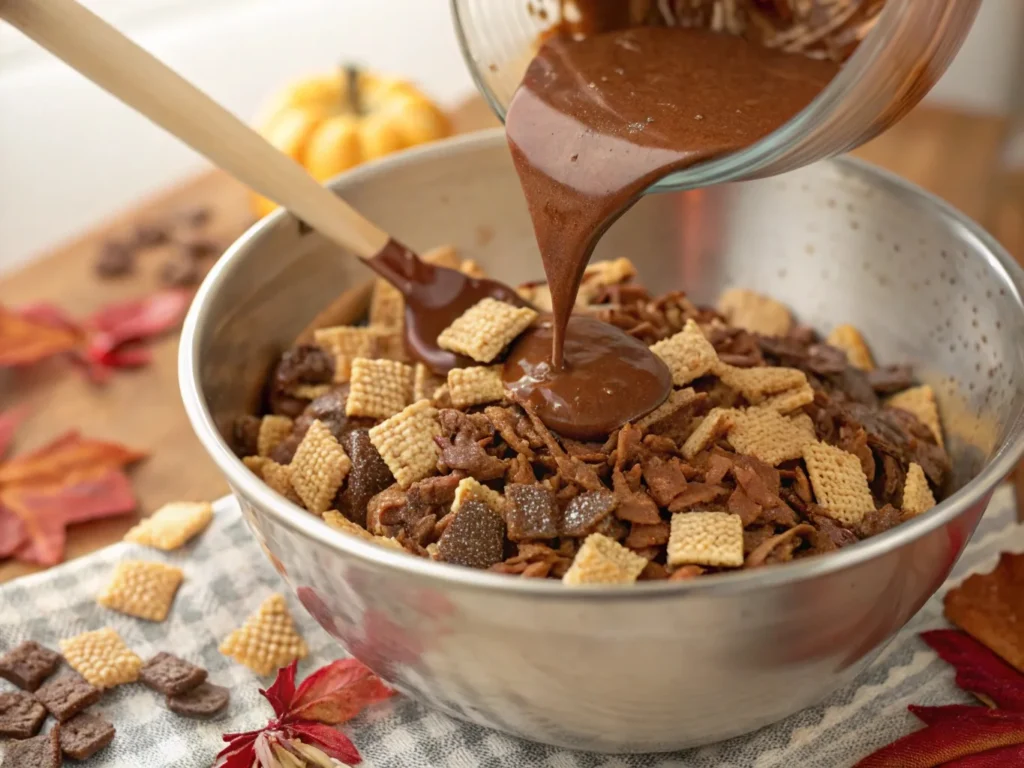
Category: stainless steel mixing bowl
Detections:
[{"x1": 180, "y1": 130, "x2": 1024, "y2": 753}]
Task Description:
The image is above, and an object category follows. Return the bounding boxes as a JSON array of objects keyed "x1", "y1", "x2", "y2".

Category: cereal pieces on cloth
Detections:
[
  {"x1": 802, "y1": 442, "x2": 876, "y2": 527},
  {"x1": 123, "y1": 501, "x2": 213, "y2": 550},
  {"x1": 59, "y1": 712, "x2": 115, "y2": 760},
  {"x1": 668, "y1": 512, "x2": 744, "y2": 568},
  {"x1": 58, "y1": 629, "x2": 142, "y2": 689},
  {"x1": 346, "y1": 358, "x2": 415, "y2": 419},
  {"x1": 1, "y1": 726, "x2": 60, "y2": 768},
  {"x1": 96, "y1": 560, "x2": 184, "y2": 622},
  {"x1": 650, "y1": 319, "x2": 718, "y2": 386},
  {"x1": 826, "y1": 324, "x2": 874, "y2": 370},
  {"x1": 448, "y1": 365, "x2": 506, "y2": 408},
  {"x1": 0, "y1": 690, "x2": 47, "y2": 738},
  {"x1": 166, "y1": 682, "x2": 230, "y2": 719},
  {"x1": 219, "y1": 593, "x2": 308, "y2": 676},
  {"x1": 727, "y1": 406, "x2": 816, "y2": 466},
  {"x1": 902, "y1": 462, "x2": 936, "y2": 517},
  {"x1": 0, "y1": 641, "x2": 61, "y2": 691},
  {"x1": 139, "y1": 652, "x2": 207, "y2": 696},
  {"x1": 290, "y1": 419, "x2": 352, "y2": 514},
  {"x1": 437, "y1": 298, "x2": 538, "y2": 363},
  {"x1": 368, "y1": 400, "x2": 442, "y2": 489},
  {"x1": 887, "y1": 384, "x2": 944, "y2": 447},
  {"x1": 34, "y1": 673, "x2": 101, "y2": 721},
  {"x1": 717, "y1": 287, "x2": 792, "y2": 336},
  {"x1": 562, "y1": 533, "x2": 647, "y2": 586}
]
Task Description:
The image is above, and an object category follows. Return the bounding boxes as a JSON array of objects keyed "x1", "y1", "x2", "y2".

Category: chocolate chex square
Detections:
[
  {"x1": 0, "y1": 640, "x2": 61, "y2": 691},
  {"x1": 0, "y1": 690, "x2": 48, "y2": 738},
  {"x1": 437, "y1": 298, "x2": 537, "y2": 363}
]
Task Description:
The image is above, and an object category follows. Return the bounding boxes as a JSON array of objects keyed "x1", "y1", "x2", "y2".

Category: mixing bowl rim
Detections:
[{"x1": 179, "y1": 128, "x2": 1024, "y2": 600}]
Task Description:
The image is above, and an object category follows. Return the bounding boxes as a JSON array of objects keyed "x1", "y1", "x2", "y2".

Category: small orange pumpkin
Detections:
[{"x1": 253, "y1": 67, "x2": 451, "y2": 217}]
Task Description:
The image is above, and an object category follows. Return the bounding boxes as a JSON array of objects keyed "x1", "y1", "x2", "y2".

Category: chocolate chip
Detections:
[
  {"x1": 337, "y1": 429, "x2": 395, "y2": 527},
  {"x1": 59, "y1": 712, "x2": 115, "y2": 760},
  {"x1": 505, "y1": 484, "x2": 560, "y2": 541},
  {"x1": 166, "y1": 682, "x2": 230, "y2": 719},
  {"x1": 437, "y1": 500, "x2": 505, "y2": 569},
  {"x1": 139, "y1": 652, "x2": 207, "y2": 696},
  {"x1": 0, "y1": 691, "x2": 47, "y2": 739},
  {"x1": 561, "y1": 489, "x2": 617, "y2": 537},
  {"x1": 2, "y1": 725, "x2": 61, "y2": 767},
  {"x1": 34, "y1": 673, "x2": 101, "y2": 722},
  {"x1": 159, "y1": 250, "x2": 201, "y2": 287},
  {"x1": 131, "y1": 223, "x2": 169, "y2": 248},
  {"x1": 0, "y1": 641, "x2": 62, "y2": 691},
  {"x1": 95, "y1": 240, "x2": 135, "y2": 277}
]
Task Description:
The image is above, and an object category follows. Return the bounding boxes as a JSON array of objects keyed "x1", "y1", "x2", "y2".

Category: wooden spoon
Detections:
[{"x1": 0, "y1": 0, "x2": 525, "y2": 372}]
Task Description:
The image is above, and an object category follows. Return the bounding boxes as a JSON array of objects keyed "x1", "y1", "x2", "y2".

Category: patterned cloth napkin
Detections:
[{"x1": 0, "y1": 486, "x2": 1019, "y2": 768}]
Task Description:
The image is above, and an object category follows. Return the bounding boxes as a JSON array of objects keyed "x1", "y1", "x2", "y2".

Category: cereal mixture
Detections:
[{"x1": 232, "y1": 254, "x2": 951, "y2": 585}]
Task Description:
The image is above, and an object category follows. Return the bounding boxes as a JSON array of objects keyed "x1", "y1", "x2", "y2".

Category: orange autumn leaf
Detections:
[
  {"x1": 0, "y1": 431, "x2": 146, "y2": 486},
  {"x1": 0, "y1": 306, "x2": 82, "y2": 366},
  {"x1": 945, "y1": 552, "x2": 1024, "y2": 674}
]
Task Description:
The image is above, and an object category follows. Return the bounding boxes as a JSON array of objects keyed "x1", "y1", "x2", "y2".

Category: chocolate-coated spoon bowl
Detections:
[{"x1": 180, "y1": 130, "x2": 1024, "y2": 753}]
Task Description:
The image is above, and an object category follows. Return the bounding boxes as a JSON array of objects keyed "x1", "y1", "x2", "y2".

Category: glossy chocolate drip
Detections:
[{"x1": 503, "y1": 315, "x2": 672, "y2": 440}]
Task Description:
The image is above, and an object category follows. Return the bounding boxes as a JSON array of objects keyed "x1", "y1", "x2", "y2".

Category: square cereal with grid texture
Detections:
[
  {"x1": 452, "y1": 476, "x2": 506, "y2": 514},
  {"x1": 902, "y1": 462, "x2": 937, "y2": 516},
  {"x1": 728, "y1": 407, "x2": 816, "y2": 466},
  {"x1": 637, "y1": 387, "x2": 699, "y2": 429},
  {"x1": 826, "y1": 324, "x2": 874, "y2": 370},
  {"x1": 97, "y1": 560, "x2": 184, "y2": 622},
  {"x1": 563, "y1": 533, "x2": 648, "y2": 586},
  {"x1": 314, "y1": 325, "x2": 390, "y2": 383},
  {"x1": 802, "y1": 442, "x2": 876, "y2": 526},
  {"x1": 448, "y1": 366, "x2": 505, "y2": 409},
  {"x1": 260, "y1": 460, "x2": 302, "y2": 505},
  {"x1": 290, "y1": 420, "x2": 352, "y2": 514},
  {"x1": 346, "y1": 358, "x2": 414, "y2": 419},
  {"x1": 369, "y1": 279, "x2": 405, "y2": 329},
  {"x1": 437, "y1": 298, "x2": 537, "y2": 363},
  {"x1": 257, "y1": 415, "x2": 293, "y2": 458},
  {"x1": 123, "y1": 501, "x2": 213, "y2": 550},
  {"x1": 414, "y1": 363, "x2": 445, "y2": 403},
  {"x1": 59, "y1": 628, "x2": 142, "y2": 689},
  {"x1": 219, "y1": 593, "x2": 307, "y2": 676},
  {"x1": 368, "y1": 400, "x2": 442, "y2": 489},
  {"x1": 578, "y1": 257, "x2": 637, "y2": 303},
  {"x1": 791, "y1": 412, "x2": 816, "y2": 438},
  {"x1": 716, "y1": 363, "x2": 808, "y2": 403},
  {"x1": 0, "y1": 641, "x2": 61, "y2": 692},
  {"x1": 668, "y1": 511, "x2": 743, "y2": 567},
  {"x1": 717, "y1": 288, "x2": 792, "y2": 336},
  {"x1": 887, "y1": 385, "x2": 943, "y2": 447},
  {"x1": 650, "y1": 320, "x2": 718, "y2": 386},
  {"x1": 761, "y1": 383, "x2": 815, "y2": 414},
  {"x1": 681, "y1": 408, "x2": 736, "y2": 459}
]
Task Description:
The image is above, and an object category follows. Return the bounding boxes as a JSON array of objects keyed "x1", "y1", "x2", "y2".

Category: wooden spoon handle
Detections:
[{"x1": 1, "y1": 0, "x2": 390, "y2": 260}]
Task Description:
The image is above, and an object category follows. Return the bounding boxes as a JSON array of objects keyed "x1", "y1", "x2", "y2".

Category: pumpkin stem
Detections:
[{"x1": 344, "y1": 64, "x2": 363, "y2": 116}]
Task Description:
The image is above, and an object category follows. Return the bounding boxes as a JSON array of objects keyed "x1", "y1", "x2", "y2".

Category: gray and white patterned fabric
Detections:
[{"x1": 0, "y1": 487, "x2": 1019, "y2": 767}]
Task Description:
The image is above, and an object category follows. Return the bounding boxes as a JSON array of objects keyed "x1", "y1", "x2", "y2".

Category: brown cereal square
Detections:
[
  {"x1": 139, "y1": 652, "x2": 207, "y2": 696},
  {"x1": 123, "y1": 501, "x2": 213, "y2": 551},
  {"x1": 562, "y1": 533, "x2": 647, "y2": 586},
  {"x1": 58, "y1": 628, "x2": 142, "y2": 689},
  {"x1": 447, "y1": 366, "x2": 506, "y2": 409},
  {"x1": 902, "y1": 462, "x2": 937, "y2": 516},
  {"x1": 668, "y1": 511, "x2": 744, "y2": 568},
  {"x1": 368, "y1": 400, "x2": 442, "y2": 489},
  {"x1": 257, "y1": 415, "x2": 294, "y2": 457},
  {"x1": 167, "y1": 682, "x2": 230, "y2": 719},
  {"x1": 887, "y1": 385, "x2": 943, "y2": 447},
  {"x1": 650, "y1": 320, "x2": 719, "y2": 386},
  {"x1": 0, "y1": 641, "x2": 61, "y2": 692},
  {"x1": 437, "y1": 298, "x2": 537, "y2": 363},
  {"x1": 717, "y1": 288, "x2": 793, "y2": 336},
  {"x1": 561, "y1": 490, "x2": 618, "y2": 537},
  {"x1": 826, "y1": 324, "x2": 874, "y2": 370},
  {"x1": 60, "y1": 712, "x2": 115, "y2": 759},
  {"x1": 2, "y1": 726, "x2": 61, "y2": 768},
  {"x1": 437, "y1": 500, "x2": 506, "y2": 569},
  {"x1": 0, "y1": 691, "x2": 47, "y2": 738},
  {"x1": 97, "y1": 560, "x2": 184, "y2": 622},
  {"x1": 290, "y1": 420, "x2": 352, "y2": 513},
  {"x1": 505, "y1": 484, "x2": 560, "y2": 541},
  {"x1": 34, "y1": 673, "x2": 102, "y2": 721},
  {"x1": 681, "y1": 408, "x2": 736, "y2": 459},
  {"x1": 452, "y1": 477, "x2": 506, "y2": 514},
  {"x1": 802, "y1": 442, "x2": 876, "y2": 526},
  {"x1": 716, "y1": 364, "x2": 808, "y2": 403},
  {"x1": 219, "y1": 593, "x2": 308, "y2": 676},
  {"x1": 346, "y1": 358, "x2": 414, "y2": 419},
  {"x1": 636, "y1": 387, "x2": 699, "y2": 429},
  {"x1": 727, "y1": 407, "x2": 816, "y2": 466}
]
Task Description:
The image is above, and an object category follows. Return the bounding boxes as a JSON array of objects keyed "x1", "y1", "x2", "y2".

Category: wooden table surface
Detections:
[{"x1": 1, "y1": 100, "x2": 1020, "y2": 583}]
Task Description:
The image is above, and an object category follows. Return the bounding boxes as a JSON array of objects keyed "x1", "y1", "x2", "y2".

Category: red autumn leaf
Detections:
[
  {"x1": 0, "y1": 406, "x2": 30, "y2": 460},
  {"x1": 86, "y1": 288, "x2": 191, "y2": 345},
  {"x1": 921, "y1": 629, "x2": 1024, "y2": 710},
  {"x1": 288, "y1": 657, "x2": 395, "y2": 725},
  {"x1": 261, "y1": 660, "x2": 298, "y2": 718},
  {"x1": 0, "y1": 505, "x2": 27, "y2": 558},
  {"x1": 17, "y1": 303, "x2": 83, "y2": 334},
  {"x1": 0, "y1": 306, "x2": 81, "y2": 366},
  {"x1": 0, "y1": 431, "x2": 146, "y2": 486},
  {"x1": 941, "y1": 742, "x2": 1024, "y2": 766},
  {"x1": 288, "y1": 721, "x2": 362, "y2": 765}
]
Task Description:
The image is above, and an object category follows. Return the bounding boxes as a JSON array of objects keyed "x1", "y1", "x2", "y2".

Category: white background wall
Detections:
[{"x1": 1, "y1": 0, "x2": 1022, "y2": 273}]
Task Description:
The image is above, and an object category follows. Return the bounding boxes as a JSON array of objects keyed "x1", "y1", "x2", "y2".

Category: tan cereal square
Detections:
[
  {"x1": 452, "y1": 477, "x2": 506, "y2": 514},
  {"x1": 717, "y1": 288, "x2": 793, "y2": 336},
  {"x1": 681, "y1": 408, "x2": 736, "y2": 459},
  {"x1": 887, "y1": 385, "x2": 943, "y2": 448},
  {"x1": 59, "y1": 628, "x2": 142, "y2": 689},
  {"x1": 827, "y1": 324, "x2": 875, "y2": 370},
  {"x1": 256, "y1": 415, "x2": 293, "y2": 458},
  {"x1": 437, "y1": 298, "x2": 538, "y2": 363},
  {"x1": 414, "y1": 363, "x2": 444, "y2": 403},
  {"x1": 448, "y1": 366, "x2": 506, "y2": 409},
  {"x1": 97, "y1": 560, "x2": 184, "y2": 622},
  {"x1": 791, "y1": 412, "x2": 817, "y2": 438},
  {"x1": 802, "y1": 441, "x2": 876, "y2": 526},
  {"x1": 637, "y1": 387, "x2": 699, "y2": 429},
  {"x1": 314, "y1": 325, "x2": 390, "y2": 384},
  {"x1": 902, "y1": 462, "x2": 937, "y2": 517},
  {"x1": 716, "y1": 363, "x2": 808, "y2": 403},
  {"x1": 650, "y1": 320, "x2": 719, "y2": 387},
  {"x1": 322, "y1": 511, "x2": 406, "y2": 551},
  {"x1": 727, "y1": 407, "x2": 817, "y2": 466},
  {"x1": 562, "y1": 533, "x2": 648, "y2": 586},
  {"x1": 123, "y1": 501, "x2": 214, "y2": 550},
  {"x1": 290, "y1": 420, "x2": 352, "y2": 514},
  {"x1": 577, "y1": 257, "x2": 638, "y2": 304},
  {"x1": 260, "y1": 460, "x2": 302, "y2": 505},
  {"x1": 760, "y1": 383, "x2": 816, "y2": 414},
  {"x1": 668, "y1": 511, "x2": 744, "y2": 568},
  {"x1": 287, "y1": 384, "x2": 331, "y2": 400},
  {"x1": 346, "y1": 358, "x2": 414, "y2": 419},
  {"x1": 368, "y1": 400, "x2": 442, "y2": 489},
  {"x1": 219, "y1": 593, "x2": 308, "y2": 676},
  {"x1": 368, "y1": 279, "x2": 405, "y2": 330}
]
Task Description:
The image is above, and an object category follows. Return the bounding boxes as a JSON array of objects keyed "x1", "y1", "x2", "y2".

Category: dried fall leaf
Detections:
[
  {"x1": 922, "y1": 630, "x2": 1024, "y2": 711},
  {"x1": 86, "y1": 288, "x2": 191, "y2": 345},
  {"x1": 289, "y1": 657, "x2": 395, "y2": 724},
  {"x1": 0, "y1": 306, "x2": 81, "y2": 366},
  {"x1": 945, "y1": 553, "x2": 1024, "y2": 674},
  {"x1": 0, "y1": 504, "x2": 27, "y2": 558},
  {"x1": 0, "y1": 406, "x2": 30, "y2": 460},
  {"x1": 0, "y1": 431, "x2": 146, "y2": 486}
]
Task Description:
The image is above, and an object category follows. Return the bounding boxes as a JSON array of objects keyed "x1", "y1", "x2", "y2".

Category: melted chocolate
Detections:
[{"x1": 503, "y1": 315, "x2": 672, "y2": 440}]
